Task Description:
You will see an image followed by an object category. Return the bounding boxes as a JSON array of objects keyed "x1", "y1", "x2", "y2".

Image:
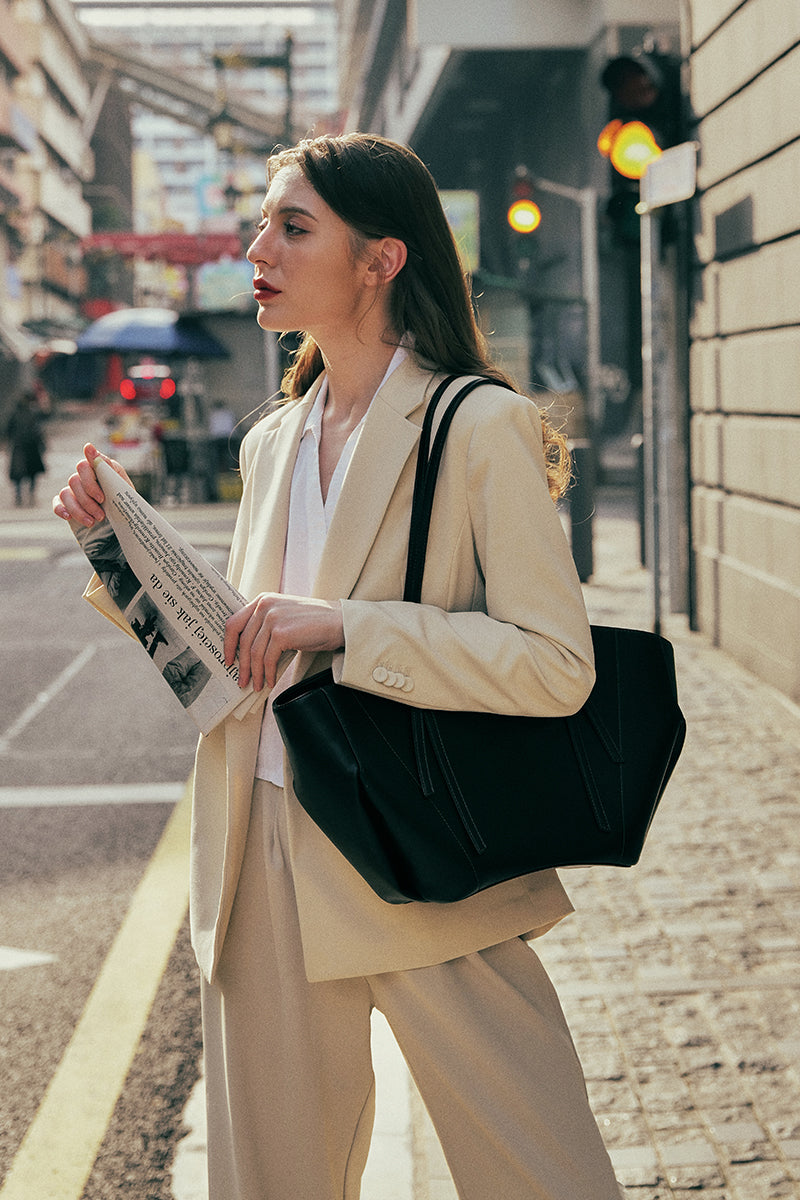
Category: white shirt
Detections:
[{"x1": 255, "y1": 347, "x2": 407, "y2": 784}]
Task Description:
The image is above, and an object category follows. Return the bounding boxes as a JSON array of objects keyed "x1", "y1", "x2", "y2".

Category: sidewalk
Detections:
[
  {"x1": 170, "y1": 491, "x2": 800, "y2": 1200},
  {"x1": 6, "y1": 412, "x2": 800, "y2": 1198}
]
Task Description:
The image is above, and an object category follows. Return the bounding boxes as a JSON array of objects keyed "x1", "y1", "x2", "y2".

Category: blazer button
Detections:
[
  {"x1": 391, "y1": 673, "x2": 406, "y2": 689},
  {"x1": 401, "y1": 677, "x2": 414, "y2": 693},
  {"x1": 372, "y1": 666, "x2": 389, "y2": 684},
  {"x1": 384, "y1": 670, "x2": 400, "y2": 687}
]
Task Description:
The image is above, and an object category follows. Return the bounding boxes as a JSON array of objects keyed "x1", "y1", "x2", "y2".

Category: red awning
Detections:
[{"x1": 81, "y1": 232, "x2": 243, "y2": 266}]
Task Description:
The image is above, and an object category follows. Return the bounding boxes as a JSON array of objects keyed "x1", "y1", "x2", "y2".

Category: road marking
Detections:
[
  {"x1": 0, "y1": 783, "x2": 185, "y2": 808},
  {"x1": 0, "y1": 776, "x2": 192, "y2": 1200},
  {"x1": 0, "y1": 546, "x2": 48, "y2": 561},
  {"x1": 0, "y1": 646, "x2": 97, "y2": 755},
  {"x1": 0, "y1": 521, "x2": 65, "y2": 540},
  {"x1": 0, "y1": 947, "x2": 58, "y2": 971}
]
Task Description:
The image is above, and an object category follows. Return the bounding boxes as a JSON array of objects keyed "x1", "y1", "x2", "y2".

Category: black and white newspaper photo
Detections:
[{"x1": 71, "y1": 459, "x2": 259, "y2": 735}]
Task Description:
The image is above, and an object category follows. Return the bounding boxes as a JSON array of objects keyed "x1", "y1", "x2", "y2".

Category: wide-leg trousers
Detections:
[{"x1": 200, "y1": 781, "x2": 624, "y2": 1200}]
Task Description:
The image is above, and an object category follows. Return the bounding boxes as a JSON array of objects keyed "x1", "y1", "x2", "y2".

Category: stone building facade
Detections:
[{"x1": 688, "y1": 0, "x2": 800, "y2": 700}]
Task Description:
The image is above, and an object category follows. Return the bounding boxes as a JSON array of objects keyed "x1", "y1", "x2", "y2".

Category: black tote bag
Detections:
[{"x1": 274, "y1": 377, "x2": 686, "y2": 904}]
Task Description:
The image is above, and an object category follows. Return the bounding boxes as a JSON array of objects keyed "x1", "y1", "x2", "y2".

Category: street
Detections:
[
  {"x1": 3, "y1": 411, "x2": 800, "y2": 1199},
  {"x1": 0, "y1": 410, "x2": 234, "y2": 1198}
]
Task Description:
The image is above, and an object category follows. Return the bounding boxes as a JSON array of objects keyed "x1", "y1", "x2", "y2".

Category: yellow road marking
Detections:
[
  {"x1": 0, "y1": 777, "x2": 193, "y2": 1200},
  {"x1": 0, "y1": 547, "x2": 48, "y2": 561}
]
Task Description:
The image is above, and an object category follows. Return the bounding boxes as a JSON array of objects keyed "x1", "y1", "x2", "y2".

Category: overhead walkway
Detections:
[{"x1": 86, "y1": 39, "x2": 281, "y2": 151}]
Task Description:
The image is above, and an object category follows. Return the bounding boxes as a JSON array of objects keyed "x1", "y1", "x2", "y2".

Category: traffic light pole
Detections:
[
  {"x1": 530, "y1": 178, "x2": 600, "y2": 584},
  {"x1": 637, "y1": 142, "x2": 698, "y2": 637},
  {"x1": 639, "y1": 207, "x2": 662, "y2": 636},
  {"x1": 531, "y1": 178, "x2": 601, "y2": 428}
]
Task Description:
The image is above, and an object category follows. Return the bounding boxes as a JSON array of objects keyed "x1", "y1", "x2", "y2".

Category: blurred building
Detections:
[
  {"x1": 337, "y1": 0, "x2": 683, "y2": 533},
  {"x1": 338, "y1": 0, "x2": 800, "y2": 703},
  {"x1": 338, "y1": 0, "x2": 680, "y2": 422},
  {"x1": 74, "y1": 0, "x2": 339, "y2": 234},
  {"x1": 687, "y1": 1, "x2": 800, "y2": 701},
  {"x1": 4, "y1": 0, "x2": 94, "y2": 338},
  {"x1": 0, "y1": 0, "x2": 37, "y2": 399},
  {"x1": 0, "y1": 0, "x2": 102, "y2": 418}
]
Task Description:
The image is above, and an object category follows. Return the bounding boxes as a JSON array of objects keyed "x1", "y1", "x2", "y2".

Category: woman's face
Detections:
[{"x1": 247, "y1": 165, "x2": 370, "y2": 340}]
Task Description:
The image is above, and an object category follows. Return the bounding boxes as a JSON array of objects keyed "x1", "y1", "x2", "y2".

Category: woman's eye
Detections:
[{"x1": 285, "y1": 221, "x2": 306, "y2": 237}]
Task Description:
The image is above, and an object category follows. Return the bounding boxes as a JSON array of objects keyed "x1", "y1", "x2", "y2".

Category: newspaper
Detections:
[{"x1": 71, "y1": 459, "x2": 262, "y2": 735}]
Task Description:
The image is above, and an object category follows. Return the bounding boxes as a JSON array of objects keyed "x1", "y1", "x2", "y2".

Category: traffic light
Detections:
[
  {"x1": 598, "y1": 52, "x2": 683, "y2": 243},
  {"x1": 506, "y1": 167, "x2": 541, "y2": 234},
  {"x1": 597, "y1": 119, "x2": 662, "y2": 181}
]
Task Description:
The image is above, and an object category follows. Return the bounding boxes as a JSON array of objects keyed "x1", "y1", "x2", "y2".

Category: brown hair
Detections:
[{"x1": 266, "y1": 133, "x2": 570, "y2": 499}]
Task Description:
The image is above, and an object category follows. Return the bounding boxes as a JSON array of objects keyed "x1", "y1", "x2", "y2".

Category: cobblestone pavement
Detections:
[
  {"x1": 540, "y1": 500, "x2": 800, "y2": 1199},
  {"x1": 411, "y1": 494, "x2": 800, "y2": 1200}
]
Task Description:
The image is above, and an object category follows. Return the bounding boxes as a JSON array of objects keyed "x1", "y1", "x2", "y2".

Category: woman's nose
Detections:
[{"x1": 247, "y1": 228, "x2": 271, "y2": 266}]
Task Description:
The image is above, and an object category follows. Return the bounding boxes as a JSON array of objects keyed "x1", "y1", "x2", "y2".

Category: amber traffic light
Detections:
[
  {"x1": 506, "y1": 168, "x2": 541, "y2": 233},
  {"x1": 597, "y1": 119, "x2": 662, "y2": 180},
  {"x1": 599, "y1": 52, "x2": 683, "y2": 242}
]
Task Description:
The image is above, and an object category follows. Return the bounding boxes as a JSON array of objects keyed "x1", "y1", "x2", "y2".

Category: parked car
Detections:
[{"x1": 105, "y1": 363, "x2": 178, "y2": 498}]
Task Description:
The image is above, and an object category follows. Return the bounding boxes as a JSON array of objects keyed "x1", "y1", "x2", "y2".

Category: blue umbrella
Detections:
[{"x1": 75, "y1": 307, "x2": 229, "y2": 358}]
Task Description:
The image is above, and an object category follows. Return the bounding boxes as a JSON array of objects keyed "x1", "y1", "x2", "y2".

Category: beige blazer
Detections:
[{"x1": 87, "y1": 357, "x2": 595, "y2": 984}]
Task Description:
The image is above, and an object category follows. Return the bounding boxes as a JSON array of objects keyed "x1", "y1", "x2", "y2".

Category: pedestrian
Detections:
[
  {"x1": 54, "y1": 133, "x2": 623, "y2": 1200},
  {"x1": 6, "y1": 391, "x2": 46, "y2": 507}
]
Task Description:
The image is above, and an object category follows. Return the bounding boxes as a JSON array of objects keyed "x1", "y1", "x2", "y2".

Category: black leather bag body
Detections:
[{"x1": 273, "y1": 377, "x2": 686, "y2": 904}]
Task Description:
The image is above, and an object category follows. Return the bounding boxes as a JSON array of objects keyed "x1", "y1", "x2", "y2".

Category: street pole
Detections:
[
  {"x1": 639, "y1": 207, "x2": 662, "y2": 636},
  {"x1": 637, "y1": 141, "x2": 698, "y2": 636},
  {"x1": 212, "y1": 32, "x2": 293, "y2": 149},
  {"x1": 579, "y1": 188, "x2": 602, "y2": 431},
  {"x1": 532, "y1": 178, "x2": 601, "y2": 427},
  {"x1": 531, "y1": 177, "x2": 600, "y2": 583}
]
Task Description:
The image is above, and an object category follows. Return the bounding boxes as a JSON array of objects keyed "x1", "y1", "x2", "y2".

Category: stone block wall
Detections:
[{"x1": 688, "y1": 0, "x2": 800, "y2": 700}]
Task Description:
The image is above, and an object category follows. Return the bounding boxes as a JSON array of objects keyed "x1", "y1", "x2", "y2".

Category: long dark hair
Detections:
[{"x1": 267, "y1": 133, "x2": 570, "y2": 498}]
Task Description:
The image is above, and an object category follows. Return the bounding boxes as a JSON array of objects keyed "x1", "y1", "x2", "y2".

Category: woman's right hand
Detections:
[{"x1": 52, "y1": 443, "x2": 133, "y2": 528}]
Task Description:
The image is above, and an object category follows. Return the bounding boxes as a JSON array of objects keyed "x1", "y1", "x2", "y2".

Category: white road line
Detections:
[
  {"x1": 0, "y1": 645, "x2": 97, "y2": 755},
  {"x1": 0, "y1": 520, "x2": 68, "y2": 540},
  {"x1": 0, "y1": 947, "x2": 58, "y2": 971},
  {"x1": 0, "y1": 783, "x2": 186, "y2": 808}
]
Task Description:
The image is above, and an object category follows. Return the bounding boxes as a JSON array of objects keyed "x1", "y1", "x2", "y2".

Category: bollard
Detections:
[{"x1": 569, "y1": 439, "x2": 594, "y2": 583}]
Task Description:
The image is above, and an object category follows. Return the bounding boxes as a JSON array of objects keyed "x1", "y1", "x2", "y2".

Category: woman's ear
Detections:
[{"x1": 366, "y1": 237, "x2": 407, "y2": 286}]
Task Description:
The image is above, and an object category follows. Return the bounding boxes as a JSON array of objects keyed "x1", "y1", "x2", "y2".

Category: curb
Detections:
[{"x1": 170, "y1": 1012, "x2": 429, "y2": 1200}]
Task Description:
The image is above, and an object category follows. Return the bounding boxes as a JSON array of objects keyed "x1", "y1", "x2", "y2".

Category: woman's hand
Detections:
[
  {"x1": 225, "y1": 593, "x2": 344, "y2": 691},
  {"x1": 52, "y1": 443, "x2": 133, "y2": 528}
]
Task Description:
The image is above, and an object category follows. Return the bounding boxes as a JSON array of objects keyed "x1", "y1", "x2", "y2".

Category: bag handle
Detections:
[
  {"x1": 403, "y1": 375, "x2": 495, "y2": 603},
  {"x1": 401, "y1": 374, "x2": 500, "y2": 816}
]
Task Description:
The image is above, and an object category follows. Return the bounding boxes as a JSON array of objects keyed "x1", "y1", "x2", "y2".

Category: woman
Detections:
[{"x1": 55, "y1": 134, "x2": 622, "y2": 1200}]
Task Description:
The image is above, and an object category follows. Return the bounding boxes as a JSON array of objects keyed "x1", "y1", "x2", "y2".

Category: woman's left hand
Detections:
[{"x1": 225, "y1": 593, "x2": 344, "y2": 691}]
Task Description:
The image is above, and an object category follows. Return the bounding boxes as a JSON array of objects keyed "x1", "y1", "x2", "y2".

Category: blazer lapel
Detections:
[
  {"x1": 312, "y1": 357, "x2": 435, "y2": 602},
  {"x1": 234, "y1": 386, "x2": 318, "y2": 600}
]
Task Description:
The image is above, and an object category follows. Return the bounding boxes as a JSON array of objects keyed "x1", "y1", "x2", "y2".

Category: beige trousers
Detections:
[{"x1": 201, "y1": 781, "x2": 623, "y2": 1200}]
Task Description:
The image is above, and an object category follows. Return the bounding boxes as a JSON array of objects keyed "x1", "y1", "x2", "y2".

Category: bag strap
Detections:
[
  {"x1": 402, "y1": 373, "x2": 505, "y2": 811},
  {"x1": 403, "y1": 375, "x2": 495, "y2": 603}
]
